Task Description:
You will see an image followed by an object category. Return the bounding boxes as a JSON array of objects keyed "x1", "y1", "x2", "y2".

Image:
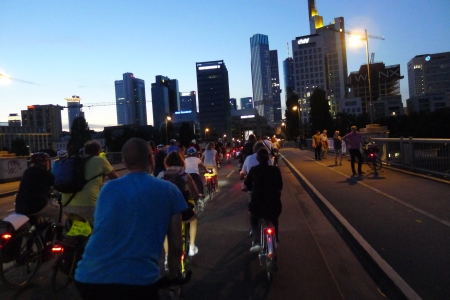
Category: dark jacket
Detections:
[
  {"x1": 244, "y1": 164, "x2": 283, "y2": 219},
  {"x1": 15, "y1": 164, "x2": 55, "y2": 215}
]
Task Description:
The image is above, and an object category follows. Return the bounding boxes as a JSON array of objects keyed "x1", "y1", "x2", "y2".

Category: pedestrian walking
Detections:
[
  {"x1": 321, "y1": 130, "x2": 329, "y2": 159},
  {"x1": 333, "y1": 130, "x2": 343, "y2": 166},
  {"x1": 312, "y1": 130, "x2": 323, "y2": 161},
  {"x1": 342, "y1": 126, "x2": 365, "y2": 176}
]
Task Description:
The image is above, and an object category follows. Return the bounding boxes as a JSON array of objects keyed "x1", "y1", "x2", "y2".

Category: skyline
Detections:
[{"x1": 1, "y1": 0, "x2": 449, "y2": 131}]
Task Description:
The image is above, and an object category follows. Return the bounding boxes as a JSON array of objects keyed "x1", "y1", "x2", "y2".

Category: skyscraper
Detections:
[
  {"x1": 283, "y1": 57, "x2": 295, "y2": 101},
  {"x1": 21, "y1": 104, "x2": 63, "y2": 139},
  {"x1": 151, "y1": 75, "x2": 180, "y2": 128},
  {"x1": 270, "y1": 50, "x2": 282, "y2": 124},
  {"x1": 196, "y1": 60, "x2": 231, "y2": 140},
  {"x1": 291, "y1": 1, "x2": 348, "y2": 124},
  {"x1": 179, "y1": 91, "x2": 197, "y2": 112},
  {"x1": 230, "y1": 98, "x2": 237, "y2": 110},
  {"x1": 115, "y1": 72, "x2": 147, "y2": 126},
  {"x1": 64, "y1": 95, "x2": 82, "y2": 131},
  {"x1": 241, "y1": 97, "x2": 253, "y2": 110},
  {"x1": 250, "y1": 34, "x2": 274, "y2": 126}
]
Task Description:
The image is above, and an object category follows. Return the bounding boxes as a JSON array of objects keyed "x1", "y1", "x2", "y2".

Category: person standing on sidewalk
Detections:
[
  {"x1": 321, "y1": 130, "x2": 329, "y2": 159},
  {"x1": 343, "y1": 126, "x2": 365, "y2": 176},
  {"x1": 312, "y1": 130, "x2": 323, "y2": 161},
  {"x1": 333, "y1": 130, "x2": 343, "y2": 166}
]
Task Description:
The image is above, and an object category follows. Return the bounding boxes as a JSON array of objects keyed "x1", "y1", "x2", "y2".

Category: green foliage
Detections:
[
  {"x1": 309, "y1": 88, "x2": 333, "y2": 136},
  {"x1": 11, "y1": 139, "x2": 29, "y2": 156},
  {"x1": 178, "y1": 122, "x2": 195, "y2": 148},
  {"x1": 284, "y1": 87, "x2": 300, "y2": 141},
  {"x1": 67, "y1": 117, "x2": 91, "y2": 156}
]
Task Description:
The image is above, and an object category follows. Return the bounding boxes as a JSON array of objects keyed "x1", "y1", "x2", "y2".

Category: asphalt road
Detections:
[
  {"x1": 0, "y1": 159, "x2": 385, "y2": 299},
  {"x1": 281, "y1": 148, "x2": 450, "y2": 300}
]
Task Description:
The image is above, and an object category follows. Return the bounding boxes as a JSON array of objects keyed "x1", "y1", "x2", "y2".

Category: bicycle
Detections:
[
  {"x1": 0, "y1": 193, "x2": 62, "y2": 288},
  {"x1": 256, "y1": 218, "x2": 278, "y2": 283},
  {"x1": 158, "y1": 270, "x2": 192, "y2": 300},
  {"x1": 362, "y1": 141, "x2": 382, "y2": 173},
  {"x1": 204, "y1": 169, "x2": 216, "y2": 200}
]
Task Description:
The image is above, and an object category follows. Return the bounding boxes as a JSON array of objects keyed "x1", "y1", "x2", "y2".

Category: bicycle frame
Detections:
[{"x1": 258, "y1": 219, "x2": 278, "y2": 282}]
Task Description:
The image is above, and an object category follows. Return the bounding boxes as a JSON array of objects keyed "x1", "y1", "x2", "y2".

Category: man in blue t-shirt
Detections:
[{"x1": 75, "y1": 138, "x2": 187, "y2": 299}]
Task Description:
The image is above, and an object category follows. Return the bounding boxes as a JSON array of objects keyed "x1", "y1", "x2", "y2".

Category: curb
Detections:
[{"x1": 281, "y1": 154, "x2": 421, "y2": 300}]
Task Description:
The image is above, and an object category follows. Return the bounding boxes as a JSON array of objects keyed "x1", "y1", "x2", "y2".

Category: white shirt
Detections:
[
  {"x1": 263, "y1": 140, "x2": 273, "y2": 150},
  {"x1": 241, "y1": 153, "x2": 273, "y2": 175},
  {"x1": 185, "y1": 157, "x2": 202, "y2": 174}
]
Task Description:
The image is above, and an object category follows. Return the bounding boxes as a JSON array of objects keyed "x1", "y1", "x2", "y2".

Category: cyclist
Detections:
[
  {"x1": 185, "y1": 148, "x2": 206, "y2": 194},
  {"x1": 157, "y1": 151, "x2": 202, "y2": 260},
  {"x1": 15, "y1": 152, "x2": 66, "y2": 238},
  {"x1": 201, "y1": 142, "x2": 219, "y2": 192},
  {"x1": 244, "y1": 148, "x2": 283, "y2": 251},
  {"x1": 167, "y1": 139, "x2": 181, "y2": 154},
  {"x1": 240, "y1": 141, "x2": 272, "y2": 193},
  {"x1": 74, "y1": 138, "x2": 187, "y2": 299},
  {"x1": 62, "y1": 140, "x2": 119, "y2": 225},
  {"x1": 239, "y1": 134, "x2": 256, "y2": 170},
  {"x1": 153, "y1": 144, "x2": 167, "y2": 177}
]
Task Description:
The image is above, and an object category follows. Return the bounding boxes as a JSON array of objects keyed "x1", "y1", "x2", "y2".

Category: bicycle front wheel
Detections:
[{"x1": 0, "y1": 231, "x2": 42, "y2": 288}]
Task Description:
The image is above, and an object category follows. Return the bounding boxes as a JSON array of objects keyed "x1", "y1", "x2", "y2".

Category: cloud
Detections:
[{"x1": 11, "y1": 78, "x2": 40, "y2": 86}]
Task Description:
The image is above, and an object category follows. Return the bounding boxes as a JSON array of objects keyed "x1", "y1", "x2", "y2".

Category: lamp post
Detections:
[
  {"x1": 165, "y1": 116, "x2": 171, "y2": 145},
  {"x1": 363, "y1": 29, "x2": 373, "y2": 124},
  {"x1": 293, "y1": 106, "x2": 300, "y2": 134},
  {"x1": 204, "y1": 128, "x2": 209, "y2": 141},
  {"x1": 223, "y1": 134, "x2": 226, "y2": 142}
]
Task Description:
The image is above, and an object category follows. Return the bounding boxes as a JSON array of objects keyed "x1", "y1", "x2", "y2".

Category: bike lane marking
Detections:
[{"x1": 284, "y1": 149, "x2": 450, "y2": 228}]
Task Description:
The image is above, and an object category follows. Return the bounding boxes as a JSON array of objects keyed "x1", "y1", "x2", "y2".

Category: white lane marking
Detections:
[
  {"x1": 283, "y1": 149, "x2": 450, "y2": 228},
  {"x1": 226, "y1": 170, "x2": 235, "y2": 178},
  {"x1": 7, "y1": 209, "x2": 14, "y2": 212}
]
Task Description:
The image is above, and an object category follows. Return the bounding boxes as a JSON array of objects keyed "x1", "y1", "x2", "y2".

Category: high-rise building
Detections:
[
  {"x1": 21, "y1": 104, "x2": 63, "y2": 139},
  {"x1": 250, "y1": 34, "x2": 274, "y2": 127},
  {"x1": 230, "y1": 98, "x2": 237, "y2": 110},
  {"x1": 283, "y1": 57, "x2": 295, "y2": 102},
  {"x1": 179, "y1": 91, "x2": 197, "y2": 112},
  {"x1": 151, "y1": 75, "x2": 180, "y2": 128},
  {"x1": 270, "y1": 50, "x2": 282, "y2": 124},
  {"x1": 407, "y1": 52, "x2": 450, "y2": 97},
  {"x1": 115, "y1": 72, "x2": 147, "y2": 126},
  {"x1": 196, "y1": 60, "x2": 231, "y2": 140},
  {"x1": 291, "y1": 1, "x2": 348, "y2": 125},
  {"x1": 64, "y1": 95, "x2": 82, "y2": 131},
  {"x1": 241, "y1": 97, "x2": 253, "y2": 110},
  {"x1": 8, "y1": 113, "x2": 21, "y2": 127}
]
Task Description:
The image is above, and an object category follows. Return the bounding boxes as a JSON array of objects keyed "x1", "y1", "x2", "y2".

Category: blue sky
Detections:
[{"x1": 1, "y1": 0, "x2": 449, "y2": 131}]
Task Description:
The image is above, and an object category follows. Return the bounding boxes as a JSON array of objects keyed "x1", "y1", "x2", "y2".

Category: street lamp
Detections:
[
  {"x1": 223, "y1": 134, "x2": 226, "y2": 142},
  {"x1": 205, "y1": 128, "x2": 209, "y2": 141},
  {"x1": 292, "y1": 106, "x2": 300, "y2": 131},
  {"x1": 165, "y1": 116, "x2": 171, "y2": 145},
  {"x1": 0, "y1": 73, "x2": 11, "y2": 84},
  {"x1": 363, "y1": 29, "x2": 373, "y2": 124}
]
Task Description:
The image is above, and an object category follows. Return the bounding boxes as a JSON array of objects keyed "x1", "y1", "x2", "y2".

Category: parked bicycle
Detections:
[
  {"x1": 0, "y1": 193, "x2": 62, "y2": 288},
  {"x1": 362, "y1": 141, "x2": 382, "y2": 173}
]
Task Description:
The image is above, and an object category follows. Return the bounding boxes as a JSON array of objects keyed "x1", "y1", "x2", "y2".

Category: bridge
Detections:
[{"x1": 1, "y1": 146, "x2": 449, "y2": 299}]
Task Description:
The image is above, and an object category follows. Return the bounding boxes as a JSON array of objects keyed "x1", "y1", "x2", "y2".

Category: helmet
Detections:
[
  {"x1": 187, "y1": 148, "x2": 197, "y2": 156},
  {"x1": 157, "y1": 144, "x2": 165, "y2": 151},
  {"x1": 57, "y1": 150, "x2": 68, "y2": 158},
  {"x1": 170, "y1": 139, "x2": 176, "y2": 145},
  {"x1": 31, "y1": 152, "x2": 50, "y2": 165}
]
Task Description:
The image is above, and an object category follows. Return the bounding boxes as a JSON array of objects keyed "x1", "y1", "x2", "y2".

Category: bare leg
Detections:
[{"x1": 189, "y1": 219, "x2": 197, "y2": 246}]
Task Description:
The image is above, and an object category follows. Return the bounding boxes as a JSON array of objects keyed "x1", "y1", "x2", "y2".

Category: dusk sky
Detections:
[{"x1": 1, "y1": 0, "x2": 449, "y2": 131}]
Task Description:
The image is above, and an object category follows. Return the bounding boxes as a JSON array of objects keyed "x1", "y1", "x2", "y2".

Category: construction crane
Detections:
[
  {"x1": 370, "y1": 52, "x2": 375, "y2": 64},
  {"x1": 59, "y1": 101, "x2": 152, "y2": 109}
]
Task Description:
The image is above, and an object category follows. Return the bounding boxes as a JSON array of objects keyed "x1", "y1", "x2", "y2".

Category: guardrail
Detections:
[{"x1": 282, "y1": 137, "x2": 450, "y2": 179}]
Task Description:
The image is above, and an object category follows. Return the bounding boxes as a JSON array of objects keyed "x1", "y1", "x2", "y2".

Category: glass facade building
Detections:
[
  {"x1": 151, "y1": 75, "x2": 180, "y2": 127},
  {"x1": 179, "y1": 91, "x2": 197, "y2": 113},
  {"x1": 241, "y1": 97, "x2": 253, "y2": 110},
  {"x1": 250, "y1": 34, "x2": 274, "y2": 126},
  {"x1": 283, "y1": 57, "x2": 295, "y2": 101},
  {"x1": 270, "y1": 50, "x2": 282, "y2": 124},
  {"x1": 196, "y1": 60, "x2": 231, "y2": 141},
  {"x1": 115, "y1": 72, "x2": 147, "y2": 126}
]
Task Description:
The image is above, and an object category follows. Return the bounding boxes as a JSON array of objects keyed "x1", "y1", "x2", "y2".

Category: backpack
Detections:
[
  {"x1": 53, "y1": 156, "x2": 103, "y2": 205},
  {"x1": 162, "y1": 170, "x2": 189, "y2": 201}
]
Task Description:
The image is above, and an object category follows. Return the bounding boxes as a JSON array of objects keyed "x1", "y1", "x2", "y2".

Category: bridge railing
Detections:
[{"x1": 371, "y1": 137, "x2": 450, "y2": 178}]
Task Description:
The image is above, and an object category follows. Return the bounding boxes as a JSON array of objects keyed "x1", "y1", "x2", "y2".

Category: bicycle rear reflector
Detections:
[
  {"x1": 1, "y1": 234, "x2": 12, "y2": 240},
  {"x1": 51, "y1": 245, "x2": 64, "y2": 253},
  {"x1": 265, "y1": 228, "x2": 274, "y2": 235}
]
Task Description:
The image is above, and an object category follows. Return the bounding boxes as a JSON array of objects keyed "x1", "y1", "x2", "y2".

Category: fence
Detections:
[{"x1": 282, "y1": 137, "x2": 450, "y2": 179}]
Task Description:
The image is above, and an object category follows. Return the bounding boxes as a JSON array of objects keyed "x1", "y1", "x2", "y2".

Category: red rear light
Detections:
[
  {"x1": 265, "y1": 228, "x2": 274, "y2": 235},
  {"x1": 51, "y1": 245, "x2": 64, "y2": 253},
  {"x1": 181, "y1": 253, "x2": 185, "y2": 261},
  {"x1": 268, "y1": 253, "x2": 274, "y2": 259},
  {"x1": 1, "y1": 234, "x2": 12, "y2": 240},
  {"x1": 370, "y1": 153, "x2": 374, "y2": 157}
]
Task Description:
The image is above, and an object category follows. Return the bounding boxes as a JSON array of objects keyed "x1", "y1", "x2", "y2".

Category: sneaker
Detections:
[
  {"x1": 189, "y1": 245, "x2": 198, "y2": 256},
  {"x1": 164, "y1": 255, "x2": 168, "y2": 271},
  {"x1": 250, "y1": 242, "x2": 261, "y2": 252}
]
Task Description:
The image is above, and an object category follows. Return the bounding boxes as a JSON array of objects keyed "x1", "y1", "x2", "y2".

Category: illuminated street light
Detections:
[
  {"x1": 205, "y1": 128, "x2": 209, "y2": 141},
  {"x1": 292, "y1": 105, "x2": 301, "y2": 135},
  {"x1": 165, "y1": 116, "x2": 171, "y2": 145},
  {"x1": 0, "y1": 73, "x2": 11, "y2": 84}
]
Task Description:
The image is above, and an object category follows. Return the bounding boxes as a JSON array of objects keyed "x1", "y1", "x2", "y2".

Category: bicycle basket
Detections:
[{"x1": 58, "y1": 235, "x2": 89, "y2": 276}]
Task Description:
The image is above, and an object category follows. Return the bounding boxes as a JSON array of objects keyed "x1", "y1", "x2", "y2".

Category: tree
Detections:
[
  {"x1": 179, "y1": 122, "x2": 195, "y2": 148},
  {"x1": 11, "y1": 138, "x2": 29, "y2": 156},
  {"x1": 284, "y1": 87, "x2": 300, "y2": 141},
  {"x1": 309, "y1": 88, "x2": 333, "y2": 135},
  {"x1": 67, "y1": 117, "x2": 92, "y2": 156}
]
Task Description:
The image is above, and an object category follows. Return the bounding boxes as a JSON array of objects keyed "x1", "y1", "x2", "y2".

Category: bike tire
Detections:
[
  {"x1": 50, "y1": 255, "x2": 72, "y2": 292},
  {"x1": 367, "y1": 154, "x2": 382, "y2": 170},
  {"x1": 0, "y1": 231, "x2": 42, "y2": 288}
]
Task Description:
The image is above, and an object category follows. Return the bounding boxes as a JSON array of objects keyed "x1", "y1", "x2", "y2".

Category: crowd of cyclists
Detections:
[{"x1": 12, "y1": 134, "x2": 283, "y2": 299}]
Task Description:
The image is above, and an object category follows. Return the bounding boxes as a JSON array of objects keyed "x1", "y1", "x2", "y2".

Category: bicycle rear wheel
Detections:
[
  {"x1": 367, "y1": 154, "x2": 382, "y2": 170},
  {"x1": 51, "y1": 254, "x2": 72, "y2": 292},
  {"x1": 0, "y1": 231, "x2": 42, "y2": 288}
]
